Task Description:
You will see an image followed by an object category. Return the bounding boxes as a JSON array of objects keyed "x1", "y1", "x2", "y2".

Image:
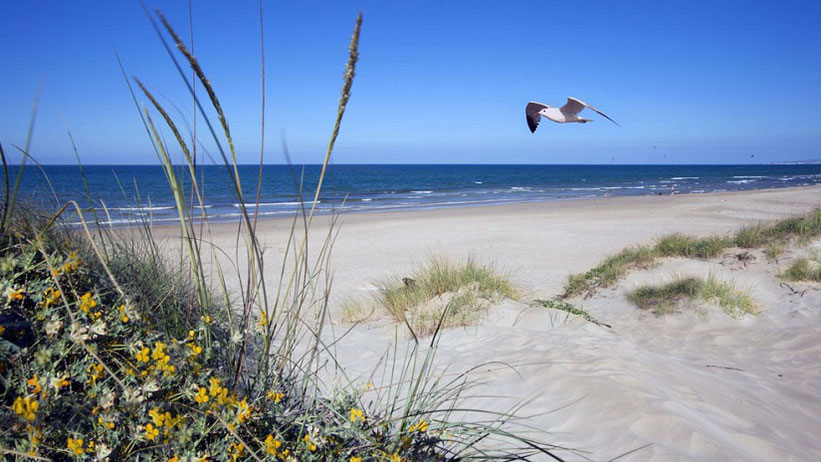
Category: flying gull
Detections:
[{"x1": 526, "y1": 97, "x2": 619, "y2": 133}]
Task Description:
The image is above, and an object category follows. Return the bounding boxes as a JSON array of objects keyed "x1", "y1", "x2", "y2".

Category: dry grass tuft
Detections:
[
  {"x1": 628, "y1": 275, "x2": 759, "y2": 318},
  {"x1": 377, "y1": 257, "x2": 515, "y2": 337}
]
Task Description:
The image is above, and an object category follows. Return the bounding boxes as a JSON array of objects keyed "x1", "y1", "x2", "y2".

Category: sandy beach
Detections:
[{"x1": 186, "y1": 185, "x2": 821, "y2": 461}]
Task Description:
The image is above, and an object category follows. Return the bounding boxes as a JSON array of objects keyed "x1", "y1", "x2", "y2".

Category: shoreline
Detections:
[{"x1": 147, "y1": 183, "x2": 821, "y2": 230}]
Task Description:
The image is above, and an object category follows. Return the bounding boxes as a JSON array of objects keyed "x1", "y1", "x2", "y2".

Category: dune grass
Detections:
[
  {"x1": 764, "y1": 240, "x2": 786, "y2": 261},
  {"x1": 628, "y1": 275, "x2": 759, "y2": 318},
  {"x1": 654, "y1": 233, "x2": 729, "y2": 259},
  {"x1": 563, "y1": 245, "x2": 656, "y2": 298},
  {"x1": 532, "y1": 297, "x2": 608, "y2": 327},
  {"x1": 377, "y1": 257, "x2": 515, "y2": 337},
  {"x1": 735, "y1": 209, "x2": 821, "y2": 248},
  {"x1": 781, "y1": 257, "x2": 821, "y2": 282},
  {"x1": 563, "y1": 208, "x2": 821, "y2": 298}
]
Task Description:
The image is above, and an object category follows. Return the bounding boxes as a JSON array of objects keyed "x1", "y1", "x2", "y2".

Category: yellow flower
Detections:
[
  {"x1": 302, "y1": 433, "x2": 317, "y2": 451},
  {"x1": 67, "y1": 437, "x2": 84, "y2": 455},
  {"x1": 118, "y1": 305, "x2": 129, "y2": 323},
  {"x1": 236, "y1": 398, "x2": 253, "y2": 424},
  {"x1": 267, "y1": 390, "x2": 284, "y2": 403},
  {"x1": 151, "y1": 341, "x2": 167, "y2": 361},
  {"x1": 350, "y1": 457, "x2": 362, "y2": 462},
  {"x1": 168, "y1": 456, "x2": 179, "y2": 462},
  {"x1": 144, "y1": 423, "x2": 159, "y2": 441},
  {"x1": 149, "y1": 408, "x2": 165, "y2": 426},
  {"x1": 0, "y1": 325, "x2": 5, "y2": 335},
  {"x1": 41, "y1": 287, "x2": 61, "y2": 307},
  {"x1": 408, "y1": 418, "x2": 429, "y2": 433},
  {"x1": 201, "y1": 314, "x2": 211, "y2": 324},
  {"x1": 62, "y1": 252, "x2": 80, "y2": 273},
  {"x1": 79, "y1": 292, "x2": 97, "y2": 313},
  {"x1": 6, "y1": 288, "x2": 24, "y2": 302},
  {"x1": 264, "y1": 434, "x2": 282, "y2": 455},
  {"x1": 54, "y1": 374, "x2": 70, "y2": 390},
  {"x1": 391, "y1": 453, "x2": 403, "y2": 462},
  {"x1": 87, "y1": 363, "x2": 104, "y2": 384},
  {"x1": 27, "y1": 375, "x2": 42, "y2": 394},
  {"x1": 257, "y1": 311, "x2": 268, "y2": 328},
  {"x1": 228, "y1": 442, "x2": 245, "y2": 461},
  {"x1": 208, "y1": 377, "x2": 229, "y2": 403},
  {"x1": 195, "y1": 386, "x2": 210, "y2": 404},
  {"x1": 188, "y1": 343, "x2": 202, "y2": 356},
  {"x1": 85, "y1": 440, "x2": 95, "y2": 453},
  {"x1": 98, "y1": 417, "x2": 115, "y2": 430},
  {"x1": 27, "y1": 425, "x2": 42, "y2": 445},
  {"x1": 135, "y1": 347, "x2": 150, "y2": 363},
  {"x1": 13, "y1": 396, "x2": 38, "y2": 421},
  {"x1": 350, "y1": 407, "x2": 364, "y2": 424}
]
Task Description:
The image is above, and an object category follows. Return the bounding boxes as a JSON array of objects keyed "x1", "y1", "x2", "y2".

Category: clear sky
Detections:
[{"x1": 2, "y1": 0, "x2": 820, "y2": 165}]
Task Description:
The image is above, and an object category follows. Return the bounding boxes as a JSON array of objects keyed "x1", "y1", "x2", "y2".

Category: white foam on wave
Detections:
[
  {"x1": 233, "y1": 201, "x2": 319, "y2": 207},
  {"x1": 732, "y1": 175, "x2": 765, "y2": 179},
  {"x1": 670, "y1": 177, "x2": 699, "y2": 180},
  {"x1": 727, "y1": 179, "x2": 755, "y2": 184},
  {"x1": 410, "y1": 190, "x2": 433, "y2": 194},
  {"x1": 110, "y1": 205, "x2": 175, "y2": 211}
]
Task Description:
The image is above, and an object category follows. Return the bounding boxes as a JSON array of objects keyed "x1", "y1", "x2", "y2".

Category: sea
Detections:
[{"x1": 13, "y1": 164, "x2": 821, "y2": 225}]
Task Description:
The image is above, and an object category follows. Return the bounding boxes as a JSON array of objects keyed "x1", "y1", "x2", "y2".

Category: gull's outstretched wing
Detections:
[
  {"x1": 525, "y1": 101, "x2": 548, "y2": 133},
  {"x1": 562, "y1": 97, "x2": 620, "y2": 126}
]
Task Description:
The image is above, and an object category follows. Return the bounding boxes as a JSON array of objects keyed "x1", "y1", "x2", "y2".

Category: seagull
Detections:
[{"x1": 526, "y1": 97, "x2": 619, "y2": 133}]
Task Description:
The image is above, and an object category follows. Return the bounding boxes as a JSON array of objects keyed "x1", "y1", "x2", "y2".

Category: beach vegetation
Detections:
[
  {"x1": 532, "y1": 297, "x2": 608, "y2": 327},
  {"x1": 628, "y1": 275, "x2": 759, "y2": 318},
  {"x1": 339, "y1": 298, "x2": 379, "y2": 324},
  {"x1": 780, "y1": 257, "x2": 821, "y2": 282},
  {"x1": 654, "y1": 233, "x2": 729, "y2": 259},
  {"x1": 564, "y1": 208, "x2": 821, "y2": 298},
  {"x1": 563, "y1": 245, "x2": 656, "y2": 298},
  {"x1": 378, "y1": 257, "x2": 516, "y2": 337},
  {"x1": 0, "y1": 9, "x2": 566, "y2": 461},
  {"x1": 764, "y1": 241, "x2": 786, "y2": 261}
]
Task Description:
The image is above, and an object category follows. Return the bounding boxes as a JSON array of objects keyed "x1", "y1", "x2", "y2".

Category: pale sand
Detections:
[{"x1": 179, "y1": 186, "x2": 820, "y2": 460}]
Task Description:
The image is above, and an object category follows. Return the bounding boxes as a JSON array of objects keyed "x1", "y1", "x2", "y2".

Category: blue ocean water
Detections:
[{"x1": 12, "y1": 164, "x2": 821, "y2": 225}]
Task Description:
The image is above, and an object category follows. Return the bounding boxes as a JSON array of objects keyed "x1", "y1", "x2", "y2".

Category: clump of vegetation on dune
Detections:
[
  {"x1": 0, "y1": 9, "x2": 567, "y2": 462},
  {"x1": 563, "y1": 208, "x2": 821, "y2": 298},
  {"x1": 627, "y1": 276, "x2": 759, "y2": 318},
  {"x1": 376, "y1": 257, "x2": 516, "y2": 337},
  {"x1": 734, "y1": 209, "x2": 821, "y2": 248},
  {"x1": 563, "y1": 246, "x2": 656, "y2": 298},
  {"x1": 781, "y1": 256, "x2": 821, "y2": 282},
  {"x1": 654, "y1": 234, "x2": 729, "y2": 259},
  {"x1": 531, "y1": 298, "x2": 609, "y2": 327}
]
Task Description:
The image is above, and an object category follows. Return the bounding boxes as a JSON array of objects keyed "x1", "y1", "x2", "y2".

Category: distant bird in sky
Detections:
[{"x1": 526, "y1": 97, "x2": 619, "y2": 133}]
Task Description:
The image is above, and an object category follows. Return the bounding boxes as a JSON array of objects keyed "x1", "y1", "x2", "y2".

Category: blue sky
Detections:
[{"x1": 1, "y1": 0, "x2": 820, "y2": 164}]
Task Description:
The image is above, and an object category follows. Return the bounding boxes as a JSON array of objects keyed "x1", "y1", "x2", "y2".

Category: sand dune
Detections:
[{"x1": 196, "y1": 185, "x2": 821, "y2": 461}]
